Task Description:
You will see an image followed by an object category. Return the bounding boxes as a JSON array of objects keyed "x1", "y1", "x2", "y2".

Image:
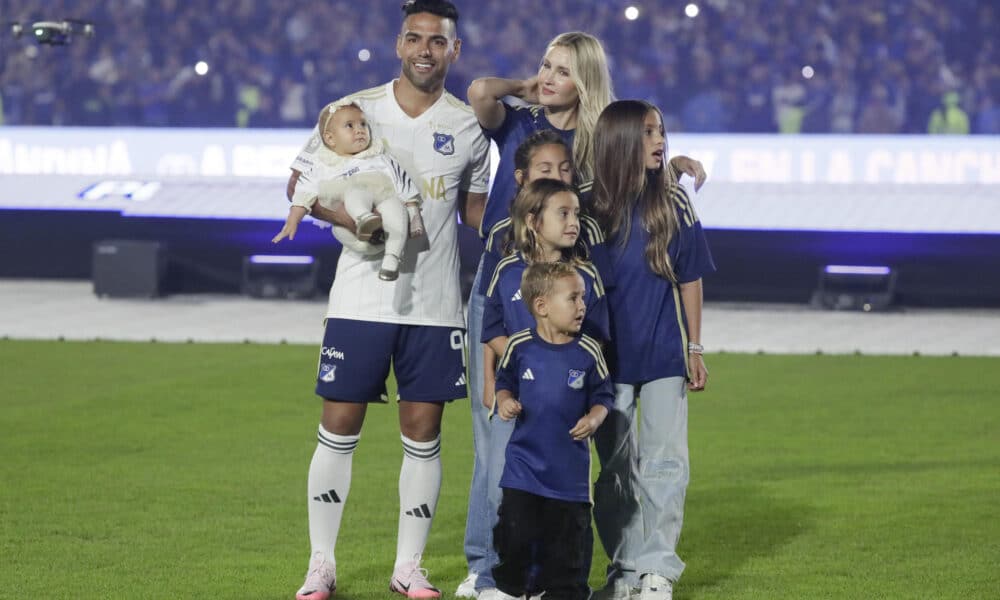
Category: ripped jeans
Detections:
[{"x1": 592, "y1": 377, "x2": 689, "y2": 585}]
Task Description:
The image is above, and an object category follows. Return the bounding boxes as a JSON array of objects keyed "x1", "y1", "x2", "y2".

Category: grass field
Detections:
[{"x1": 1, "y1": 340, "x2": 998, "y2": 599}]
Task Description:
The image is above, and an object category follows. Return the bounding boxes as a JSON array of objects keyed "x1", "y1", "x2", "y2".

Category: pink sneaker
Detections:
[
  {"x1": 389, "y1": 556, "x2": 441, "y2": 599},
  {"x1": 296, "y1": 552, "x2": 336, "y2": 600}
]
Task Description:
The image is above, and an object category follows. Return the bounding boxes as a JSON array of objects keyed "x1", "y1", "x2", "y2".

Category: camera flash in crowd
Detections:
[
  {"x1": 624, "y1": 6, "x2": 639, "y2": 20},
  {"x1": 195, "y1": 61, "x2": 209, "y2": 76},
  {"x1": 685, "y1": 3, "x2": 700, "y2": 18}
]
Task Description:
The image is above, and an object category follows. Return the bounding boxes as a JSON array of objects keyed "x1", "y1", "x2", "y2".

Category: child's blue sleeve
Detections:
[
  {"x1": 478, "y1": 250, "x2": 501, "y2": 297},
  {"x1": 583, "y1": 291, "x2": 610, "y2": 343},
  {"x1": 495, "y1": 347, "x2": 518, "y2": 396},
  {"x1": 482, "y1": 281, "x2": 506, "y2": 343},
  {"x1": 588, "y1": 241, "x2": 616, "y2": 292},
  {"x1": 587, "y1": 359, "x2": 614, "y2": 412},
  {"x1": 675, "y1": 220, "x2": 716, "y2": 284}
]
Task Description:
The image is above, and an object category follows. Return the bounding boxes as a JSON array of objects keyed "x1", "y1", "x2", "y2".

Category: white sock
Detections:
[
  {"x1": 395, "y1": 434, "x2": 442, "y2": 568},
  {"x1": 307, "y1": 424, "x2": 359, "y2": 565}
]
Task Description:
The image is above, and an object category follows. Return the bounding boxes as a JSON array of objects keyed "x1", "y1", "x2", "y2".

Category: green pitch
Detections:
[{"x1": 1, "y1": 340, "x2": 997, "y2": 599}]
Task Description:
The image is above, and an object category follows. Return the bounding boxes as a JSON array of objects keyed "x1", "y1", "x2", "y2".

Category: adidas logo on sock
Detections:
[
  {"x1": 455, "y1": 373, "x2": 466, "y2": 386},
  {"x1": 313, "y1": 489, "x2": 342, "y2": 503},
  {"x1": 405, "y1": 503, "x2": 433, "y2": 518},
  {"x1": 522, "y1": 368, "x2": 535, "y2": 380}
]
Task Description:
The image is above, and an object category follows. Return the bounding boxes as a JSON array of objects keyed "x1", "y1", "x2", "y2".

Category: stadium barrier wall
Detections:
[{"x1": 1, "y1": 128, "x2": 998, "y2": 306}]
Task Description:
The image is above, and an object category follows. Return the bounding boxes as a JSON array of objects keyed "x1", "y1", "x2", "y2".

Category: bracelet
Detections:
[{"x1": 688, "y1": 342, "x2": 704, "y2": 354}]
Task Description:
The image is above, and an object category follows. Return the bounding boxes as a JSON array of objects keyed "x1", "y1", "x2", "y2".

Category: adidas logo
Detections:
[
  {"x1": 313, "y1": 489, "x2": 341, "y2": 503},
  {"x1": 405, "y1": 503, "x2": 433, "y2": 518},
  {"x1": 455, "y1": 373, "x2": 466, "y2": 386},
  {"x1": 511, "y1": 289, "x2": 522, "y2": 302},
  {"x1": 522, "y1": 368, "x2": 535, "y2": 380}
]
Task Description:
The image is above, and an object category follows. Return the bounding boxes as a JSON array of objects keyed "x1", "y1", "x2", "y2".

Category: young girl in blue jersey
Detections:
[
  {"x1": 480, "y1": 132, "x2": 612, "y2": 406},
  {"x1": 590, "y1": 100, "x2": 716, "y2": 600},
  {"x1": 482, "y1": 178, "x2": 609, "y2": 360},
  {"x1": 491, "y1": 261, "x2": 614, "y2": 600}
]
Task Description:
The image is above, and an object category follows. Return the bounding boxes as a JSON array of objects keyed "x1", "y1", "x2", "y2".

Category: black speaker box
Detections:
[
  {"x1": 241, "y1": 256, "x2": 318, "y2": 299},
  {"x1": 92, "y1": 240, "x2": 167, "y2": 298}
]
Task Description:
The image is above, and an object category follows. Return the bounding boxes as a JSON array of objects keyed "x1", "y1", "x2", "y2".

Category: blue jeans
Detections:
[
  {"x1": 463, "y1": 257, "x2": 500, "y2": 580},
  {"x1": 593, "y1": 377, "x2": 689, "y2": 585}
]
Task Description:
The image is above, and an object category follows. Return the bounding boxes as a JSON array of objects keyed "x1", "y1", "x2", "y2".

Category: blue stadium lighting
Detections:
[
  {"x1": 824, "y1": 265, "x2": 891, "y2": 276},
  {"x1": 249, "y1": 255, "x2": 315, "y2": 265}
]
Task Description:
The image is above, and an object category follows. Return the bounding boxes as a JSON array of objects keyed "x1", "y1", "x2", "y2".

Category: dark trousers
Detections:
[{"x1": 492, "y1": 487, "x2": 592, "y2": 600}]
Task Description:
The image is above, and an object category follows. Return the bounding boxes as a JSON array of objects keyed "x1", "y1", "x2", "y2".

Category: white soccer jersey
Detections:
[{"x1": 292, "y1": 81, "x2": 491, "y2": 327}]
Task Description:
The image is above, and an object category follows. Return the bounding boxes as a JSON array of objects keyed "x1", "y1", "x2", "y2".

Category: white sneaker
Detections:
[
  {"x1": 296, "y1": 551, "x2": 336, "y2": 600},
  {"x1": 593, "y1": 578, "x2": 634, "y2": 600},
  {"x1": 637, "y1": 574, "x2": 672, "y2": 600},
  {"x1": 455, "y1": 572, "x2": 478, "y2": 598}
]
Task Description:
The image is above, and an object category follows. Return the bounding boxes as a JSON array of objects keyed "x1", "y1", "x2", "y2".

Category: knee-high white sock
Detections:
[
  {"x1": 307, "y1": 425, "x2": 359, "y2": 565},
  {"x1": 395, "y1": 434, "x2": 442, "y2": 567}
]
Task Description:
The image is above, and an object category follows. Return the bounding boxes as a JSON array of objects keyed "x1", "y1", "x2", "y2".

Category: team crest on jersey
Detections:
[
  {"x1": 432, "y1": 132, "x2": 455, "y2": 156},
  {"x1": 567, "y1": 369, "x2": 585, "y2": 390},
  {"x1": 319, "y1": 363, "x2": 337, "y2": 383}
]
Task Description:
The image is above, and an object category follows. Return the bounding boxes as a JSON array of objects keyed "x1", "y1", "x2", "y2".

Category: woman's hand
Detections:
[
  {"x1": 669, "y1": 155, "x2": 707, "y2": 191},
  {"x1": 519, "y1": 76, "x2": 540, "y2": 104}
]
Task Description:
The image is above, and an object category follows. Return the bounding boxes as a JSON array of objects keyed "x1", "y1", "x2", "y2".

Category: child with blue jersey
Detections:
[
  {"x1": 480, "y1": 177, "x2": 608, "y2": 597},
  {"x1": 490, "y1": 261, "x2": 614, "y2": 600},
  {"x1": 482, "y1": 174, "x2": 610, "y2": 370},
  {"x1": 590, "y1": 100, "x2": 716, "y2": 600}
]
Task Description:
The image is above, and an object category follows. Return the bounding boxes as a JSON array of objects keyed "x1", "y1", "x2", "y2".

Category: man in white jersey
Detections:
[{"x1": 285, "y1": 2, "x2": 490, "y2": 600}]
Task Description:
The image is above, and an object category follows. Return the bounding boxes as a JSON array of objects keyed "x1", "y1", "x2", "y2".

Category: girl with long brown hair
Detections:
[{"x1": 590, "y1": 100, "x2": 716, "y2": 600}]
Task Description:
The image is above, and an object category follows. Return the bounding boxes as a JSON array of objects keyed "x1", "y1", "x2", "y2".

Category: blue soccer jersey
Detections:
[
  {"x1": 480, "y1": 103, "x2": 575, "y2": 238},
  {"x1": 478, "y1": 214, "x2": 615, "y2": 298},
  {"x1": 494, "y1": 329, "x2": 614, "y2": 503},
  {"x1": 605, "y1": 182, "x2": 716, "y2": 384},
  {"x1": 482, "y1": 253, "x2": 609, "y2": 344}
]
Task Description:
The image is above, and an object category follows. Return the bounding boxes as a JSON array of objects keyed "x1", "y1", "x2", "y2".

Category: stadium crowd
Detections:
[{"x1": 1, "y1": 0, "x2": 997, "y2": 134}]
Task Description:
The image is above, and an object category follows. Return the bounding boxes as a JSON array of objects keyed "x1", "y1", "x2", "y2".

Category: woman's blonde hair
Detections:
[
  {"x1": 591, "y1": 100, "x2": 681, "y2": 282},
  {"x1": 545, "y1": 32, "x2": 614, "y2": 184},
  {"x1": 510, "y1": 179, "x2": 588, "y2": 265}
]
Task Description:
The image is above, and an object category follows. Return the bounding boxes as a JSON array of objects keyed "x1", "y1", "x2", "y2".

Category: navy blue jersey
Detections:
[
  {"x1": 482, "y1": 252, "x2": 609, "y2": 344},
  {"x1": 480, "y1": 103, "x2": 576, "y2": 238},
  {"x1": 605, "y1": 182, "x2": 716, "y2": 384},
  {"x1": 495, "y1": 329, "x2": 614, "y2": 503},
  {"x1": 477, "y1": 214, "x2": 615, "y2": 297}
]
